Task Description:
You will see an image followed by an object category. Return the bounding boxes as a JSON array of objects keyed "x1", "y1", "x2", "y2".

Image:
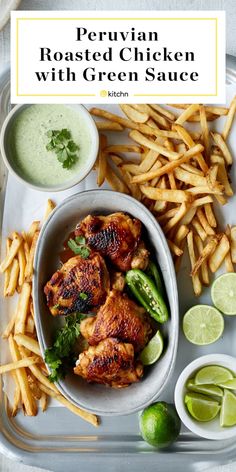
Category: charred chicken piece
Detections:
[
  {"x1": 74, "y1": 337, "x2": 143, "y2": 388},
  {"x1": 44, "y1": 253, "x2": 110, "y2": 316},
  {"x1": 80, "y1": 290, "x2": 152, "y2": 352},
  {"x1": 75, "y1": 212, "x2": 149, "y2": 272}
]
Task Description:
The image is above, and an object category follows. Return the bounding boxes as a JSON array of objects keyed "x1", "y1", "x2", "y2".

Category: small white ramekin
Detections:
[
  {"x1": 0, "y1": 104, "x2": 99, "y2": 192},
  {"x1": 174, "y1": 354, "x2": 236, "y2": 440}
]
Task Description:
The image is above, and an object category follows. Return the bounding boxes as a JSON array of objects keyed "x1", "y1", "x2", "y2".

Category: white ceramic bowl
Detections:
[
  {"x1": 0, "y1": 104, "x2": 99, "y2": 192},
  {"x1": 175, "y1": 354, "x2": 236, "y2": 440},
  {"x1": 33, "y1": 190, "x2": 179, "y2": 416}
]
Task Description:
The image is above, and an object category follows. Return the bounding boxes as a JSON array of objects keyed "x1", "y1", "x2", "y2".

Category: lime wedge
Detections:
[
  {"x1": 186, "y1": 378, "x2": 223, "y2": 399},
  {"x1": 185, "y1": 392, "x2": 220, "y2": 422},
  {"x1": 220, "y1": 390, "x2": 236, "y2": 427},
  {"x1": 218, "y1": 379, "x2": 236, "y2": 390},
  {"x1": 211, "y1": 273, "x2": 236, "y2": 315},
  {"x1": 183, "y1": 305, "x2": 224, "y2": 345},
  {"x1": 140, "y1": 330, "x2": 163, "y2": 365},
  {"x1": 195, "y1": 366, "x2": 234, "y2": 385}
]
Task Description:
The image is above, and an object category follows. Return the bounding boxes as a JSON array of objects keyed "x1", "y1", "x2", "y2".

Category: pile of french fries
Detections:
[
  {"x1": 0, "y1": 199, "x2": 98, "y2": 426},
  {"x1": 91, "y1": 100, "x2": 236, "y2": 296}
]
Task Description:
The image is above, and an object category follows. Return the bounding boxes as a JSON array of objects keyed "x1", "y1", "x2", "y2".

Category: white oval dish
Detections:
[
  {"x1": 33, "y1": 190, "x2": 179, "y2": 416},
  {"x1": 175, "y1": 354, "x2": 236, "y2": 440}
]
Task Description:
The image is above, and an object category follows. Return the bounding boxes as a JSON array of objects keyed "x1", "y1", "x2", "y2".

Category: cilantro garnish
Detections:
[
  {"x1": 79, "y1": 292, "x2": 88, "y2": 300},
  {"x1": 45, "y1": 129, "x2": 79, "y2": 170},
  {"x1": 68, "y1": 237, "x2": 90, "y2": 259},
  {"x1": 44, "y1": 313, "x2": 86, "y2": 382}
]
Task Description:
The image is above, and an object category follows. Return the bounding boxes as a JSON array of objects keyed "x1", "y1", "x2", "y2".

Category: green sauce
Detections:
[{"x1": 10, "y1": 105, "x2": 92, "y2": 187}]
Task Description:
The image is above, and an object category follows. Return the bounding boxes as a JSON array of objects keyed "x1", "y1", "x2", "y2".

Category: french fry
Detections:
[
  {"x1": 211, "y1": 132, "x2": 233, "y2": 165},
  {"x1": 175, "y1": 104, "x2": 199, "y2": 125},
  {"x1": 200, "y1": 105, "x2": 210, "y2": 160},
  {"x1": 210, "y1": 155, "x2": 233, "y2": 197},
  {"x1": 97, "y1": 134, "x2": 107, "y2": 187},
  {"x1": 222, "y1": 95, "x2": 236, "y2": 140},
  {"x1": 0, "y1": 356, "x2": 41, "y2": 374},
  {"x1": 196, "y1": 208, "x2": 215, "y2": 236},
  {"x1": 44, "y1": 199, "x2": 56, "y2": 222},
  {"x1": 167, "y1": 240, "x2": 183, "y2": 257},
  {"x1": 14, "y1": 282, "x2": 31, "y2": 335},
  {"x1": 26, "y1": 221, "x2": 40, "y2": 246},
  {"x1": 129, "y1": 130, "x2": 181, "y2": 160},
  {"x1": 27, "y1": 374, "x2": 42, "y2": 400},
  {"x1": 180, "y1": 207, "x2": 197, "y2": 225},
  {"x1": 138, "y1": 145, "x2": 159, "y2": 173},
  {"x1": 11, "y1": 372, "x2": 21, "y2": 417},
  {"x1": 140, "y1": 185, "x2": 192, "y2": 203},
  {"x1": 17, "y1": 245, "x2": 26, "y2": 287},
  {"x1": 170, "y1": 104, "x2": 228, "y2": 116},
  {"x1": 150, "y1": 104, "x2": 176, "y2": 121},
  {"x1": 25, "y1": 230, "x2": 40, "y2": 282},
  {"x1": 174, "y1": 167, "x2": 207, "y2": 187},
  {"x1": 2, "y1": 312, "x2": 17, "y2": 339},
  {"x1": 120, "y1": 104, "x2": 149, "y2": 123},
  {"x1": 110, "y1": 154, "x2": 123, "y2": 166},
  {"x1": 14, "y1": 333, "x2": 41, "y2": 356},
  {"x1": 163, "y1": 203, "x2": 188, "y2": 233},
  {"x1": 40, "y1": 392, "x2": 48, "y2": 412},
  {"x1": 180, "y1": 163, "x2": 204, "y2": 176},
  {"x1": 192, "y1": 196, "x2": 213, "y2": 208},
  {"x1": 204, "y1": 203, "x2": 217, "y2": 228},
  {"x1": 132, "y1": 144, "x2": 204, "y2": 184},
  {"x1": 26, "y1": 315, "x2": 35, "y2": 334},
  {"x1": 90, "y1": 107, "x2": 156, "y2": 137},
  {"x1": 106, "y1": 163, "x2": 130, "y2": 194},
  {"x1": 96, "y1": 121, "x2": 123, "y2": 131},
  {"x1": 191, "y1": 236, "x2": 219, "y2": 275},
  {"x1": 175, "y1": 225, "x2": 189, "y2": 245},
  {"x1": 230, "y1": 226, "x2": 236, "y2": 263},
  {"x1": 0, "y1": 232, "x2": 22, "y2": 273},
  {"x1": 3, "y1": 238, "x2": 12, "y2": 296},
  {"x1": 153, "y1": 177, "x2": 168, "y2": 212},
  {"x1": 5, "y1": 259, "x2": 19, "y2": 296},
  {"x1": 38, "y1": 382, "x2": 98, "y2": 426},
  {"x1": 192, "y1": 218, "x2": 207, "y2": 241},
  {"x1": 132, "y1": 104, "x2": 170, "y2": 129},
  {"x1": 225, "y1": 226, "x2": 234, "y2": 272},
  {"x1": 194, "y1": 234, "x2": 210, "y2": 285},
  {"x1": 187, "y1": 186, "x2": 223, "y2": 196},
  {"x1": 187, "y1": 231, "x2": 202, "y2": 296},
  {"x1": 174, "y1": 124, "x2": 208, "y2": 173},
  {"x1": 8, "y1": 335, "x2": 37, "y2": 416},
  {"x1": 209, "y1": 234, "x2": 230, "y2": 273},
  {"x1": 105, "y1": 144, "x2": 142, "y2": 154}
]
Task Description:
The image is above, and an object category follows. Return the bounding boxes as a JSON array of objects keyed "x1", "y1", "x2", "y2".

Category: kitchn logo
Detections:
[{"x1": 100, "y1": 90, "x2": 129, "y2": 98}]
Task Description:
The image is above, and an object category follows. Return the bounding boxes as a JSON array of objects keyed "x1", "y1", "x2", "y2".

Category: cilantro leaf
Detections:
[
  {"x1": 79, "y1": 292, "x2": 88, "y2": 300},
  {"x1": 68, "y1": 238, "x2": 90, "y2": 258},
  {"x1": 44, "y1": 312, "x2": 86, "y2": 382},
  {"x1": 45, "y1": 128, "x2": 79, "y2": 170},
  {"x1": 75, "y1": 235, "x2": 86, "y2": 245}
]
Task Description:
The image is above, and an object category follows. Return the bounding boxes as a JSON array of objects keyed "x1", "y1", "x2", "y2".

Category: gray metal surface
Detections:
[{"x1": 0, "y1": 56, "x2": 236, "y2": 471}]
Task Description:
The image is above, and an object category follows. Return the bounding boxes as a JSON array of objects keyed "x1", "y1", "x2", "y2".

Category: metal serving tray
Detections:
[{"x1": 1, "y1": 56, "x2": 236, "y2": 472}]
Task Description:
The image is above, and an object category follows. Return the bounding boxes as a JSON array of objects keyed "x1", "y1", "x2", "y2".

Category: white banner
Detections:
[{"x1": 11, "y1": 10, "x2": 225, "y2": 104}]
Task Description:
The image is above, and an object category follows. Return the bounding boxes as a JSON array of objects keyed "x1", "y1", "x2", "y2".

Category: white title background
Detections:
[{"x1": 11, "y1": 10, "x2": 225, "y2": 104}]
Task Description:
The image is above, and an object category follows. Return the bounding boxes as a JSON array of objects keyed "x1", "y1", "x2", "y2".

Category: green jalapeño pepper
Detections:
[
  {"x1": 146, "y1": 261, "x2": 165, "y2": 299},
  {"x1": 126, "y1": 269, "x2": 169, "y2": 323}
]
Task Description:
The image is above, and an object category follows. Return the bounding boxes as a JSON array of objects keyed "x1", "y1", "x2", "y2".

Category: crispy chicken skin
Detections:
[
  {"x1": 75, "y1": 212, "x2": 148, "y2": 272},
  {"x1": 44, "y1": 253, "x2": 110, "y2": 316},
  {"x1": 74, "y1": 337, "x2": 143, "y2": 388},
  {"x1": 80, "y1": 290, "x2": 152, "y2": 352}
]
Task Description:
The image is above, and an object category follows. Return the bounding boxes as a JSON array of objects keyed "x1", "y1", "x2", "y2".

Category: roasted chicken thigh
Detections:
[
  {"x1": 75, "y1": 212, "x2": 149, "y2": 271},
  {"x1": 80, "y1": 290, "x2": 152, "y2": 352},
  {"x1": 44, "y1": 253, "x2": 109, "y2": 316},
  {"x1": 74, "y1": 337, "x2": 143, "y2": 388}
]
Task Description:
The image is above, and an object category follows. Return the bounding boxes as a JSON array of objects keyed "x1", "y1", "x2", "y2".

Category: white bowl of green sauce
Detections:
[{"x1": 0, "y1": 104, "x2": 99, "y2": 191}]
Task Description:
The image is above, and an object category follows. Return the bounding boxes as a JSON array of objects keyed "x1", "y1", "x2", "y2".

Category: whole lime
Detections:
[{"x1": 139, "y1": 401, "x2": 181, "y2": 448}]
